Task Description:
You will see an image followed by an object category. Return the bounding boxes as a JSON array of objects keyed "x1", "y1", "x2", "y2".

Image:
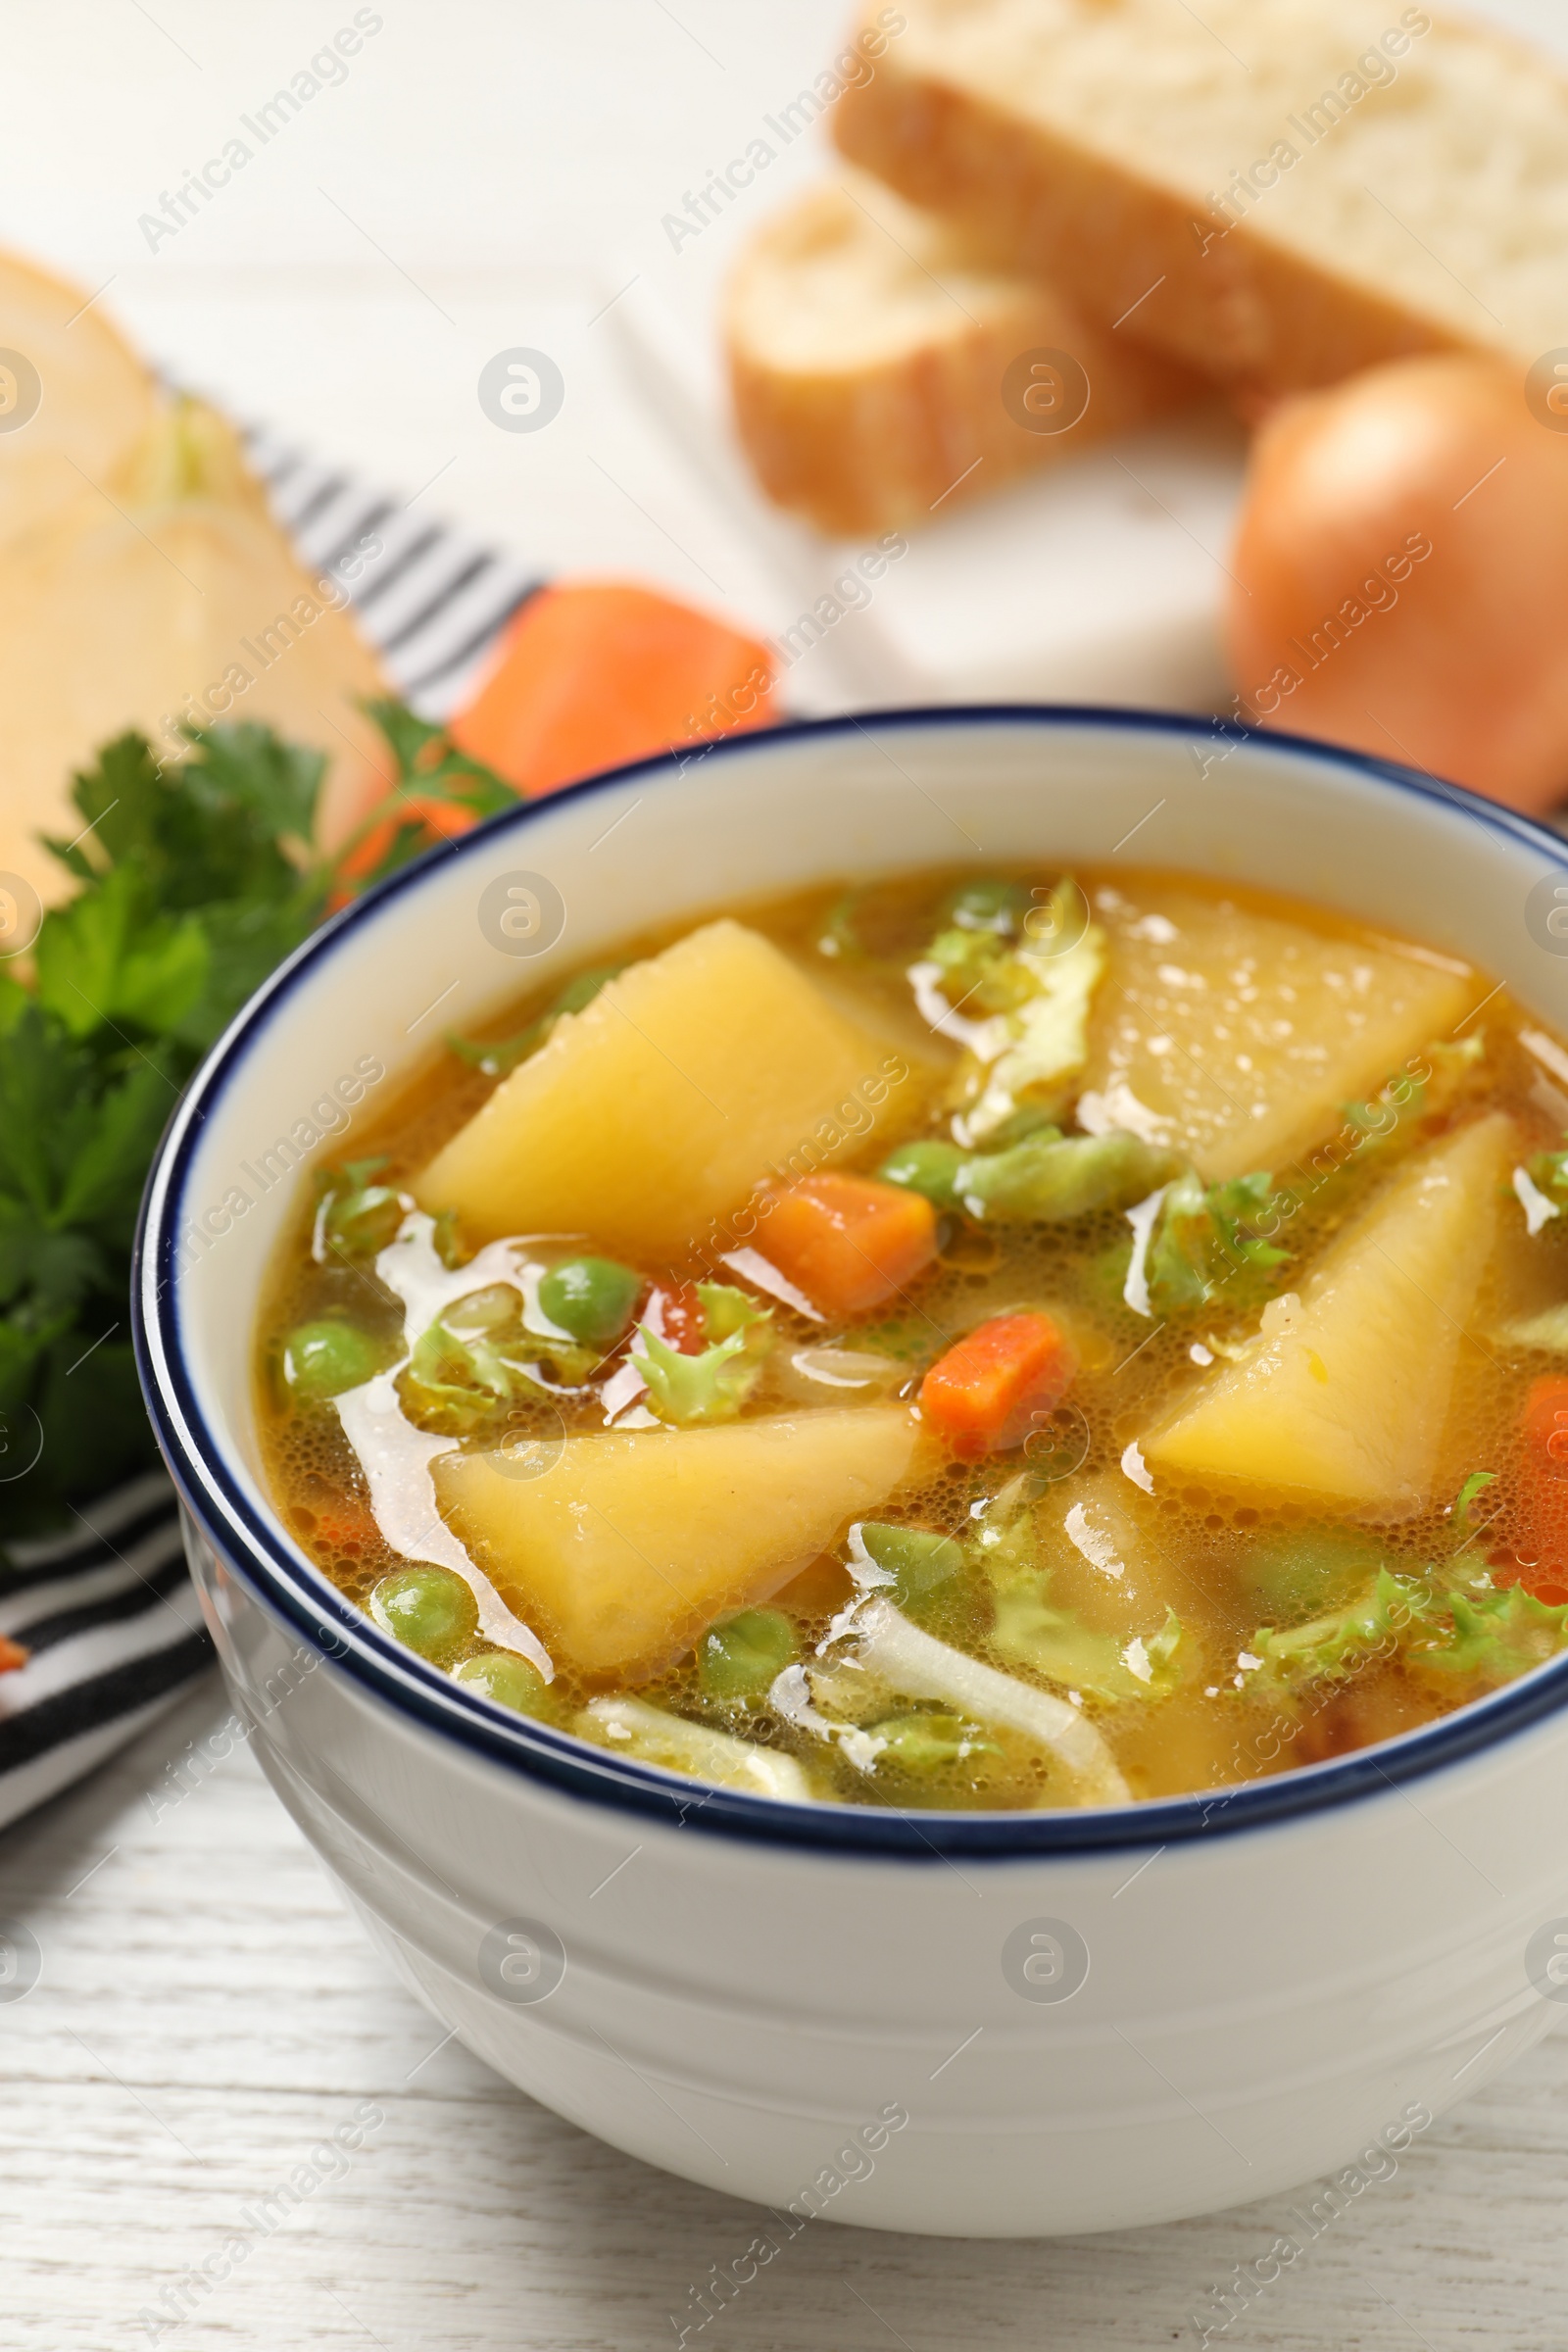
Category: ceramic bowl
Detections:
[{"x1": 135, "y1": 708, "x2": 1568, "y2": 2237}]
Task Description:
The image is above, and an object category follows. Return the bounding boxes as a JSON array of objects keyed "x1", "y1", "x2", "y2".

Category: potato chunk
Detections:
[
  {"x1": 1143, "y1": 1115, "x2": 1511, "y2": 1516},
  {"x1": 1083, "y1": 887, "x2": 1477, "y2": 1181},
  {"x1": 433, "y1": 1406, "x2": 921, "y2": 1680},
  {"x1": 416, "y1": 920, "x2": 920, "y2": 1257}
]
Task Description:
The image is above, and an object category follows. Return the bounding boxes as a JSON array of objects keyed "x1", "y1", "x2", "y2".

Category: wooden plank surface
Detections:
[{"x1": 3, "y1": 1672, "x2": 1564, "y2": 2352}]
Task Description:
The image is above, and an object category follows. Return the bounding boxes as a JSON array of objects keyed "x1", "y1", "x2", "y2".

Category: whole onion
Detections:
[{"x1": 1226, "y1": 355, "x2": 1568, "y2": 813}]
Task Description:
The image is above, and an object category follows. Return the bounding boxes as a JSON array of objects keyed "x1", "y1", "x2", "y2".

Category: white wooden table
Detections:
[
  {"x1": 10, "y1": 4, "x2": 1568, "y2": 2341},
  {"x1": 5, "y1": 1674, "x2": 1568, "y2": 2351}
]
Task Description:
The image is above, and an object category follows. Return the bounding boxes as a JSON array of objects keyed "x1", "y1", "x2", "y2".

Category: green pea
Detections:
[
  {"x1": 538, "y1": 1255, "x2": 643, "y2": 1348},
  {"x1": 281, "y1": 1319, "x2": 386, "y2": 1401},
  {"x1": 870, "y1": 1713, "x2": 1001, "y2": 1771},
  {"x1": 698, "y1": 1607, "x2": 798, "y2": 1703},
  {"x1": 877, "y1": 1139, "x2": 968, "y2": 1211},
  {"x1": 368, "y1": 1566, "x2": 477, "y2": 1665},
  {"x1": 943, "y1": 879, "x2": 1032, "y2": 936},
  {"x1": 859, "y1": 1523, "x2": 965, "y2": 1622},
  {"x1": 453, "y1": 1651, "x2": 556, "y2": 1718}
]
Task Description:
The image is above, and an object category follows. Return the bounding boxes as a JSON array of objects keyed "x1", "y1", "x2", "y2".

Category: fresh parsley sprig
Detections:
[{"x1": 0, "y1": 709, "x2": 517, "y2": 1543}]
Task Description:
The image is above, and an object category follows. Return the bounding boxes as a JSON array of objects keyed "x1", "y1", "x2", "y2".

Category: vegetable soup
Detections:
[{"x1": 254, "y1": 866, "x2": 1568, "y2": 1809}]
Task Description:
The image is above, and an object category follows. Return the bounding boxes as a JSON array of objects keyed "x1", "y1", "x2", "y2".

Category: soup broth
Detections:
[{"x1": 254, "y1": 866, "x2": 1568, "y2": 1810}]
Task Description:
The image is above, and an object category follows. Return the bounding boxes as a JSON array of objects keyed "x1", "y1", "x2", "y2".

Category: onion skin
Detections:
[{"x1": 1226, "y1": 357, "x2": 1568, "y2": 813}]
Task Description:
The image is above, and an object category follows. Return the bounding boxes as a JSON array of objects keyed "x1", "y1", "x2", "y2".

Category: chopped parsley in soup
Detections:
[{"x1": 255, "y1": 868, "x2": 1568, "y2": 1809}]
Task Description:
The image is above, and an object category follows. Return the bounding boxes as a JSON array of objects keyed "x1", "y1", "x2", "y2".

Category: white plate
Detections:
[{"x1": 615, "y1": 271, "x2": 1247, "y2": 715}]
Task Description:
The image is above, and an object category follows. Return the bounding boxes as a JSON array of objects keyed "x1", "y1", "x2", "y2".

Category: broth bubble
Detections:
[{"x1": 1023, "y1": 1401, "x2": 1091, "y2": 1481}]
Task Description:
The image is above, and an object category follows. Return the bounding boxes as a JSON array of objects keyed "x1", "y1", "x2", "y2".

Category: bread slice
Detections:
[
  {"x1": 724, "y1": 170, "x2": 1201, "y2": 537},
  {"x1": 0, "y1": 246, "x2": 159, "y2": 549},
  {"x1": 833, "y1": 0, "x2": 1568, "y2": 395},
  {"x1": 0, "y1": 397, "x2": 390, "y2": 907}
]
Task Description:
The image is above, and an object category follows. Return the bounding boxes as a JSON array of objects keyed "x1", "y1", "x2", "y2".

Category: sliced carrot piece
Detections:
[
  {"x1": 760, "y1": 1173, "x2": 938, "y2": 1319},
  {"x1": 400, "y1": 793, "x2": 483, "y2": 842},
  {"x1": 919, "y1": 1310, "x2": 1077, "y2": 1459},
  {"x1": 448, "y1": 580, "x2": 777, "y2": 798},
  {"x1": 648, "y1": 1284, "x2": 709, "y2": 1356},
  {"x1": 0, "y1": 1636, "x2": 28, "y2": 1674},
  {"x1": 325, "y1": 791, "x2": 483, "y2": 907}
]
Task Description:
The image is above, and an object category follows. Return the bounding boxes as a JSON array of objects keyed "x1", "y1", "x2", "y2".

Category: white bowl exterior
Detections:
[{"x1": 147, "y1": 715, "x2": 1568, "y2": 2235}]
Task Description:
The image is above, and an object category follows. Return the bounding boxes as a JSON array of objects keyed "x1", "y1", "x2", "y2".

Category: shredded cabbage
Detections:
[
  {"x1": 921, "y1": 877, "x2": 1108, "y2": 1143},
  {"x1": 959, "y1": 1127, "x2": 1176, "y2": 1222},
  {"x1": 845, "y1": 1596, "x2": 1131, "y2": 1804},
  {"x1": 1408, "y1": 1585, "x2": 1568, "y2": 1687},
  {"x1": 1240, "y1": 1557, "x2": 1568, "y2": 1697},
  {"x1": 1146, "y1": 1169, "x2": 1290, "y2": 1316},
  {"x1": 1245, "y1": 1569, "x2": 1435, "y2": 1690},
  {"x1": 578, "y1": 1695, "x2": 809, "y2": 1799},
  {"x1": 630, "y1": 1283, "x2": 773, "y2": 1425},
  {"x1": 399, "y1": 1283, "x2": 591, "y2": 1435},
  {"x1": 991, "y1": 1587, "x2": 1190, "y2": 1705}
]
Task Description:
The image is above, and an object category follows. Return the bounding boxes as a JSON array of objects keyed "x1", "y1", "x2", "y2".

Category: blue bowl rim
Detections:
[{"x1": 133, "y1": 700, "x2": 1568, "y2": 1862}]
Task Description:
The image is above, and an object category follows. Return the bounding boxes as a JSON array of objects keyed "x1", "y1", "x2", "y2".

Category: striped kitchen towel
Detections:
[
  {"x1": 0, "y1": 445, "x2": 537, "y2": 1835},
  {"x1": 244, "y1": 422, "x2": 543, "y2": 717},
  {"x1": 0, "y1": 1476, "x2": 210, "y2": 1830}
]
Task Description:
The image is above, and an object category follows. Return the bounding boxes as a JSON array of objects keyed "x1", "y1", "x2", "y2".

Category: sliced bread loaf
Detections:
[
  {"x1": 833, "y1": 0, "x2": 1568, "y2": 394},
  {"x1": 0, "y1": 247, "x2": 158, "y2": 550},
  {"x1": 724, "y1": 169, "x2": 1201, "y2": 537}
]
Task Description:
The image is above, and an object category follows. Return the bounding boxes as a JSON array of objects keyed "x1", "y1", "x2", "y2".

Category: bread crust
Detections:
[
  {"x1": 833, "y1": 3, "x2": 1494, "y2": 395},
  {"x1": 725, "y1": 177, "x2": 1200, "y2": 537}
]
